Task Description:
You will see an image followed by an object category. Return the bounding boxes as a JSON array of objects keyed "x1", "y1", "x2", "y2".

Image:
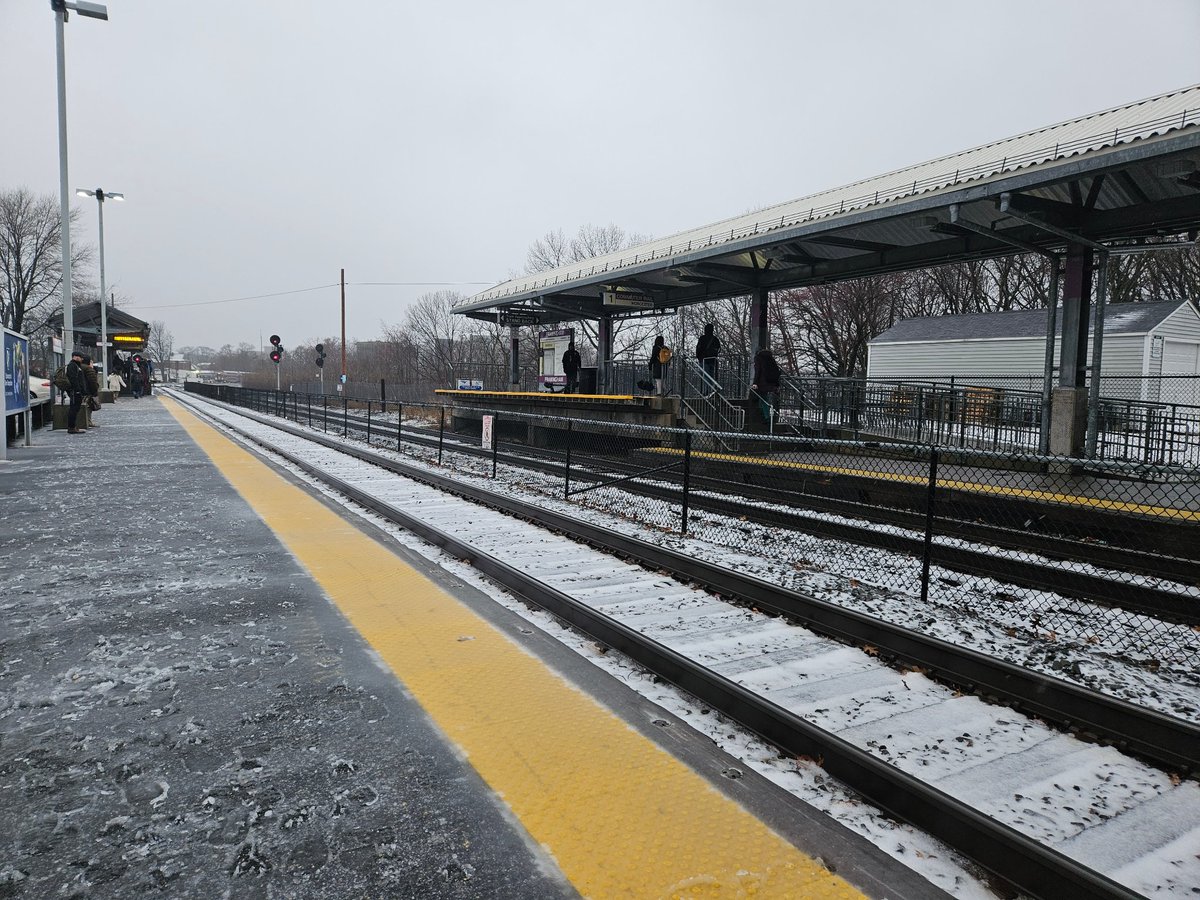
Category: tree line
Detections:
[{"x1": 5, "y1": 185, "x2": 1197, "y2": 389}]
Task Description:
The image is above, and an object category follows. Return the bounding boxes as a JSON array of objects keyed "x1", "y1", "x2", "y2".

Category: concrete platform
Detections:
[{"x1": 1, "y1": 395, "x2": 947, "y2": 899}]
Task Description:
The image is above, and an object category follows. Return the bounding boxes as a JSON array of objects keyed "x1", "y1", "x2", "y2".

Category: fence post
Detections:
[
  {"x1": 492, "y1": 413, "x2": 499, "y2": 478},
  {"x1": 681, "y1": 425, "x2": 692, "y2": 535},
  {"x1": 397, "y1": 402, "x2": 403, "y2": 451},
  {"x1": 919, "y1": 447, "x2": 940, "y2": 604},
  {"x1": 380, "y1": 377, "x2": 386, "y2": 405},
  {"x1": 564, "y1": 419, "x2": 573, "y2": 500},
  {"x1": 366, "y1": 399, "x2": 372, "y2": 445},
  {"x1": 438, "y1": 406, "x2": 445, "y2": 465},
  {"x1": 342, "y1": 397, "x2": 348, "y2": 437}
]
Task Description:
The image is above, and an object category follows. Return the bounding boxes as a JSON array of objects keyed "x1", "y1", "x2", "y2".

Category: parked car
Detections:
[{"x1": 28, "y1": 375, "x2": 52, "y2": 403}]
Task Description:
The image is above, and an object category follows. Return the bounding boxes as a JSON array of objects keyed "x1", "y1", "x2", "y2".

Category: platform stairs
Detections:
[{"x1": 678, "y1": 360, "x2": 748, "y2": 450}]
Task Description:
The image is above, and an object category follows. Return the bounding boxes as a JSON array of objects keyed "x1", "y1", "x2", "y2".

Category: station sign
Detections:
[
  {"x1": 456, "y1": 378, "x2": 483, "y2": 390},
  {"x1": 601, "y1": 289, "x2": 654, "y2": 309},
  {"x1": 499, "y1": 309, "x2": 540, "y2": 326}
]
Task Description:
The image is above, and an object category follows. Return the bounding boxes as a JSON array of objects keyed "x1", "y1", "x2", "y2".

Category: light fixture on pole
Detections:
[
  {"x1": 76, "y1": 188, "x2": 123, "y2": 381},
  {"x1": 52, "y1": 0, "x2": 108, "y2": 359}
]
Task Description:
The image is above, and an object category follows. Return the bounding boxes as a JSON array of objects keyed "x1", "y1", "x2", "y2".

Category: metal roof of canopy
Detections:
[{"x1": 456, "y1": 84, "x2": 1200, "y2": 326}]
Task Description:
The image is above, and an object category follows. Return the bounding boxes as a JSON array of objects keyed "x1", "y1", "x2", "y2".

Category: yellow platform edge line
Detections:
[
  {"x1": 161, "y1": 398, "x2": 863, "y2": 900},
  {"x1": 644, "y1": 446, "x2": 1197, "y2": 522}
]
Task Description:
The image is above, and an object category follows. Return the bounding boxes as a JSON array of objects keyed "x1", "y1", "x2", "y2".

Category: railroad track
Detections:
[
  {"x1": 277, "y1": 400, "x2": 1197, "y2": 622},
  {"x1": 177, "y1": 390, "x2": 1200, "y2": 900}
]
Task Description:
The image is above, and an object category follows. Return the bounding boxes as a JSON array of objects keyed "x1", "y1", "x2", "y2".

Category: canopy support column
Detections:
[
  {"x1": 749, "y1": 285, "x2": 769, "y2": 386},
  {"x1": 597, "y1": 314, "x2": 613, "y2": 393},
  {"x1": 508, "y1": 325, "x2": 521, "y2": 390}
]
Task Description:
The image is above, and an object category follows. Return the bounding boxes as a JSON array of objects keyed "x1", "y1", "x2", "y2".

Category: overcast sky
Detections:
[{"x1": 3, "y1": 0, "x2": 1199, "y2": 352}]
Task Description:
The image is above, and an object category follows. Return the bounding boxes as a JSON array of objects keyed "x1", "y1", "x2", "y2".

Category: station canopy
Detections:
[{"x1": 455, "y1": 84, "x2": 1200, "y2": 327}]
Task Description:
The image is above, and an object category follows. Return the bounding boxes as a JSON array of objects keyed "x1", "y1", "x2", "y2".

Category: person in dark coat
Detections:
[
  {"x1": 648, "y1": 335, "x2": 671, "y2": 396},
  {"x1": 562, "y1": 340, "x2": 581, "y2": 394},
  {"x1": 66, "y1": 350, "x2": 87, "y2": 433},
  {"x1": 695, "y1": 323, "x2": 721, "y2": 393},
  {"x1": 81, "y1": 355, "x2": 101, "y2": 426},
  {"x1": 131, "y1": 365, "x2": 145, "y2": 399},
  {"x1": 750, "y1": 348, "x2": 781, "y2": 425}
]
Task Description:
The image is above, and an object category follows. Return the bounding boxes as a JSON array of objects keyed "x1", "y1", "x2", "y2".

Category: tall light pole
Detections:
[
  {"x1": 52, "y1": 0, "x2": 109, "y2": 357},
  {"x1": 76, "y1": 188, "x2": 123, "y2": 380}
]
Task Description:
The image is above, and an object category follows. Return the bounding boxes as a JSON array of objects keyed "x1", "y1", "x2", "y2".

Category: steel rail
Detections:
[
  {"x1": 179, "y1": 393, "x2": 1148, "y2": 900},
  {"x1": 180, "y1": 392, "x2": 1200, "y2": 775}
]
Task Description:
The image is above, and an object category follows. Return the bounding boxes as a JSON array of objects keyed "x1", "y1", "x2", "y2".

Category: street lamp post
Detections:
[
  {"x1": 77, "y1": 188, "x2": 123, "y2": 380},
  {"x1": 51, "y1": 0, "x2": 108, "y2": 357}
]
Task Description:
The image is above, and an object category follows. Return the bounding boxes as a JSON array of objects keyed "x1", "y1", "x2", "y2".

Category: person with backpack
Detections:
[
  {"x1": 131, "y1": 365, "x2": 145, "y2": 399},
  {"x1": 81, "y1": 355, "x2": 101, "y2": 426},
  {"x1": 648, "y1": 335, "x2": 672, "y2": 397},
  {"x1": 64, "y1": 350, "x2": 87, "y2": 434},
  {"x1": 561, "y1": 340, "x2": 581, "y2": 394},
  {"x1": 695, "y1": 323, "x2": 721, "y2": 394},
  {"x1": 750, "y1": 348, "x2": 781, "y2": 425}
]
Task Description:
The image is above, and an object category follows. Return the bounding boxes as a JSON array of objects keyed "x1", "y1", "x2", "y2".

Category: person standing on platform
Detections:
[
  {"x1": 695, "y1": 323, "x2": 721, "y2": 395},
  {"x1": 131, "y1": 365, "x2": 145, "y2": 399},
  {"x1": 648, "y1": 335, "x2": 672, "y2": 396},
  {"x1": 65, "y1": 350, "x2": 87, "y2": 434},
  {"x1": 750, "y1": 348, "x2": 781, "y2": 425},
  {"x1": 82, "y1": 355, "x2": 101, "y2": 427},
  {"x1": 106, "y1": 370, "x2": 126, "y2": 398},
  {"x1": 562, "y1": 339, "x2": 581, "y2": 394}
]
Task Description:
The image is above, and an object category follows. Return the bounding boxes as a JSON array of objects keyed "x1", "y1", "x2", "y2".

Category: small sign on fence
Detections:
[
  {"x1": 482, "y1": 414, "x2": 494, "y2": 450},
  {"x1": 456, "y1": 378, "x2": 484, "y2": 390}
]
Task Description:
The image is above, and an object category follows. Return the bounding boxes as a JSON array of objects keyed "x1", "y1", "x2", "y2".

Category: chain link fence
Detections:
[{"x1": 187, "y1": 383, "x2": 1199, "y2": 673}]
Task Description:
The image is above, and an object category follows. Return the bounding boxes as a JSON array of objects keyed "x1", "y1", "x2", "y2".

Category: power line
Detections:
[{"x1": 131, "y1": 280, "x2": 498, "y2": 311}]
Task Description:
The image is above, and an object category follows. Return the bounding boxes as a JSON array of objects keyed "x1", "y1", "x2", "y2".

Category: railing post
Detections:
[
  {"x1": 564, "y1": 419, "x2": 573, "y2": 500},
  {"x1": 397, "y1": 402, "x2": 403, "y2": 451},
  {"x1": 438, "y1": 406, "x2": 445, "y2": 465},
  {"x1": 919, "y1": 447, "x2": 940, "y2": 605},
  {"x1": 366, "y1": 399, "x2": 372, "y2": 445},
  {"x1": 681, "y1": 425, "x2": 692, "y2": 535},
  {"x1": 307, "y1": 393, "x2": 311, "y2": 428},
  {"x1": 492, "y1": 413, "x2": 499, "y2": 479}
]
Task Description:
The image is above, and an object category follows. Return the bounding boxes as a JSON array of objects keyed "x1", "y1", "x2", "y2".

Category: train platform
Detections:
[{"x1": 2, "y1": 396, "x2": 948, "y2": 898}]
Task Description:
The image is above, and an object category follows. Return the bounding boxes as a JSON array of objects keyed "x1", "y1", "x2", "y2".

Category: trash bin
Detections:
[{"x1": 578, "y1": 367, "x2": 597, "y2": 394}]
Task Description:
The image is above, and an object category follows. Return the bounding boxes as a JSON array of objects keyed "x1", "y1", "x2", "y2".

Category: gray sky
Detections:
[{"x1": 3, "y1": 0, "x2": 1199, "y2": 351}]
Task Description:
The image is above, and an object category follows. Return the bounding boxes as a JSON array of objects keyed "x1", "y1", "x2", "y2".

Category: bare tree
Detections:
[
  {"x1": 0, "y1": 188, "x2": 92, "y2": 333},
  {"x1": 147, "y1": 320, "x2": 175, "y2": 380},
  {"x1": 525, "y1": 229, "x2": 571, "y2": 274}
]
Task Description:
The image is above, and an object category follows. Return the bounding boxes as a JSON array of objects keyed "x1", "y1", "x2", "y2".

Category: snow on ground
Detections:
[{"x1": 185, "y1": 393, "x2": 1200, "y2": 897}]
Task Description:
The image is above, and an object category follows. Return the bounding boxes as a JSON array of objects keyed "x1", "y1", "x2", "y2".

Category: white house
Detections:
[{"x1": 866, "y1": 300, "x2": 1200, "y2": 405}]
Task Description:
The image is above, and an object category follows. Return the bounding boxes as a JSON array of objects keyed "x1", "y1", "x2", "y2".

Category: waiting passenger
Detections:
[
  {"x1": 750, "y1": 349, "x2": 781, "y2": 425},
  {"x1": 562, "y1": 340, "x2": 581, "y2": 394},
  {"x1": 648, "y1": 335, "x2": 672, "y2": 397}
]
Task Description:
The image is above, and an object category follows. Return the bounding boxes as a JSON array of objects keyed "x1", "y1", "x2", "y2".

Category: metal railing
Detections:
[{"x1": 184, "y1": 381, "x2": 1200, "y2": 667}]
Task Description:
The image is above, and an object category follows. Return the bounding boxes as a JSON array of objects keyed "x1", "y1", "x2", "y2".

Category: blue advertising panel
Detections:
[{"x1": 3, "y1": 329, "x2": 31, "y2": 415}]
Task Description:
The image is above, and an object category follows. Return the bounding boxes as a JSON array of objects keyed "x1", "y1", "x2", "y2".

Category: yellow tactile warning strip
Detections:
[
  {"x1": 645, "y1": 446, "x2": 1198, "y2": 522},
  {"x1": 162, "y1": 398, "x2": 864, "y2": 900},
  {"x1": 435, "y1": 389, "x2": 638, "y2": 400}
]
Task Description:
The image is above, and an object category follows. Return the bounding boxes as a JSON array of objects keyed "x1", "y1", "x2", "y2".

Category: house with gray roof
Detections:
[{"x1": 867, "y1": 300, "x2": 1200, "y2": 404}]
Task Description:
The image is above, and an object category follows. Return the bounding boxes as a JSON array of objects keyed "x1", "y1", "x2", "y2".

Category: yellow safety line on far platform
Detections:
[
  {"x1": 646, "y1": 447, "x2": 1198, "y2": 522},
  {"x1": 161, "y1": 398, "x2": 862, "y2": 900}
]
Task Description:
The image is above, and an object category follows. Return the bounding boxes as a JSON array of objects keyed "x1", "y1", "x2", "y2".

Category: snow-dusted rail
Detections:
[{"x1": 175, "y1": 391, "x2": 1200, "y2": 900}]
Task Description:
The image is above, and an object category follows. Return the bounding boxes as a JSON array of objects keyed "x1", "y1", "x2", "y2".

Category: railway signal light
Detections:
[
  {"x1": 269, "y1": 334, "x2": 283, "y2": 364},
  {"x1": 315, "y1": 343, "x2": 326, "y2": 368}
]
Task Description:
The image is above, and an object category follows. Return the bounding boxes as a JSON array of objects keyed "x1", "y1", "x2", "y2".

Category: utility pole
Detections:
[{"x1": 340, "y1": 268, "x2": 347, "y2": 388}]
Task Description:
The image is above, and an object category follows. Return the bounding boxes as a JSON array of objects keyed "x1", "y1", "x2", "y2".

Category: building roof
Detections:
[
  {"x1": 454, "y1": 83, "x2": 1200, "y2": 326},
  {"x1": 869, "y1": 300, "x2": 1190, "y2": 344},
  {"x1": 50, "y1": 301, "x2": 149, "y2": 335}
]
